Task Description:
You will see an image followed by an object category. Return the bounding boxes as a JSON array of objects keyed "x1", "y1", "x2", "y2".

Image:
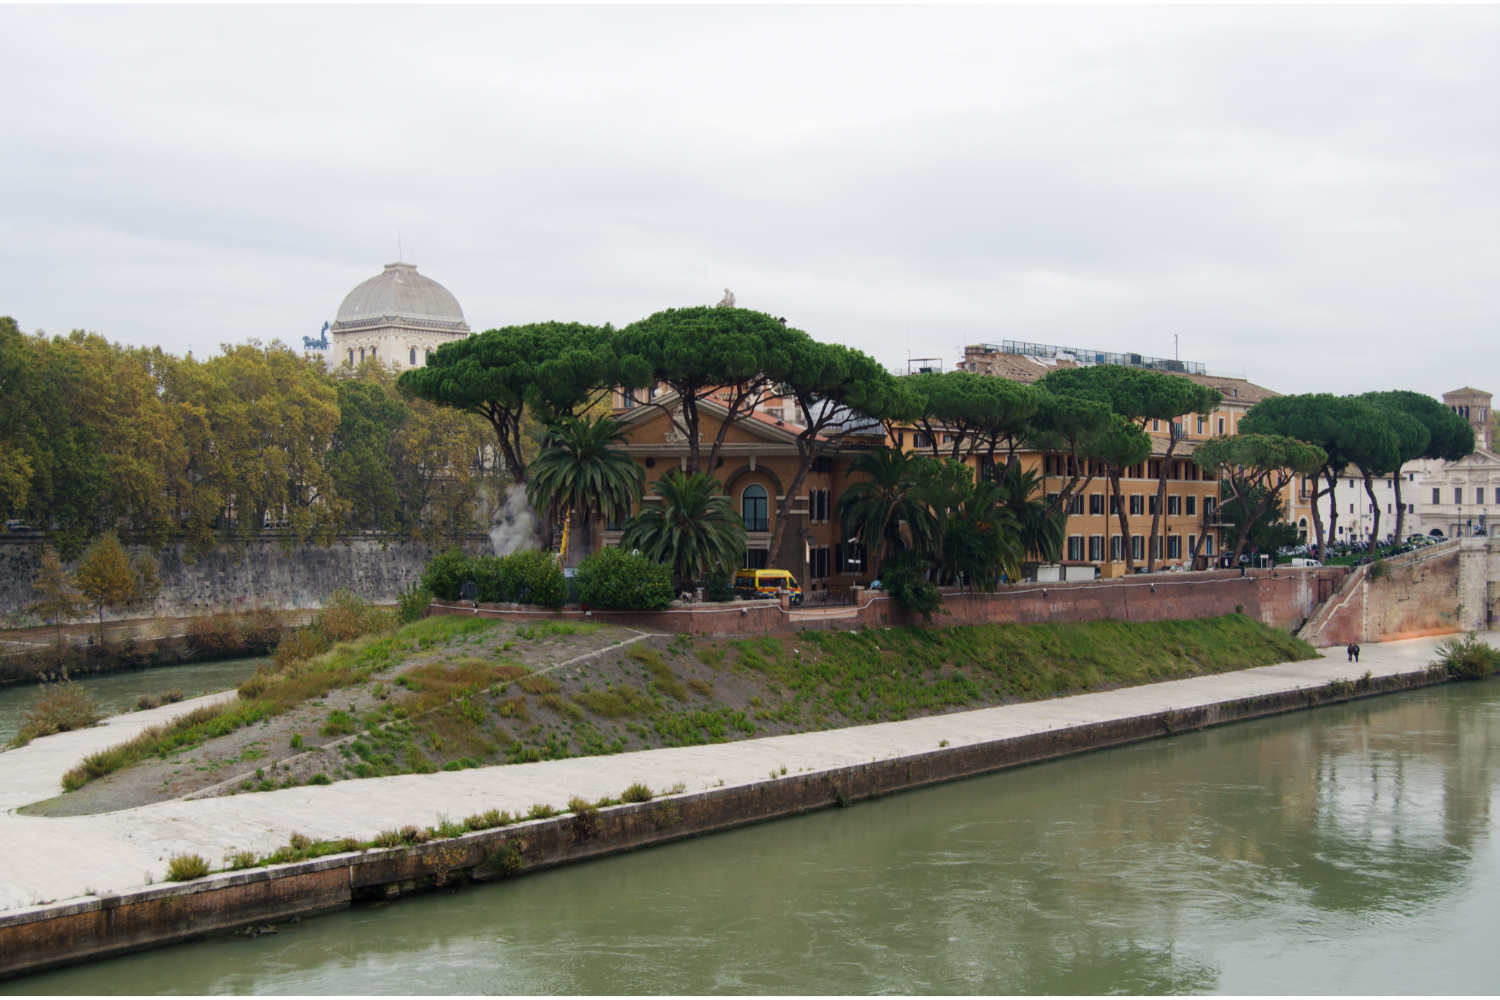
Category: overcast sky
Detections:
[{"x1": 3, "y1": 5, "x2": 1497, "y2": 397}]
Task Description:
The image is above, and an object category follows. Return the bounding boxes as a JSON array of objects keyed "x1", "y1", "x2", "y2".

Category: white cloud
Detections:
[{"x1": 1, "y1": 5, "x2": 1497, "y2": 396}]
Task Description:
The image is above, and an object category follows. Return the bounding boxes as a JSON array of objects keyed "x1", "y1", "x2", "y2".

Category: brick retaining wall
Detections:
[{"x1": 431, "y1": 566, "x2": 1351, "y2": 638}]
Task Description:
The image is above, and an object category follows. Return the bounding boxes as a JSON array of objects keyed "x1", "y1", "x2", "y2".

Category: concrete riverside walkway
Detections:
[{"x1": 0, "y1": 633, "x2": 1480, "y2": 912}]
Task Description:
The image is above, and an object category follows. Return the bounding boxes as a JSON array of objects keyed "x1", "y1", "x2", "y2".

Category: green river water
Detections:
[
  {"x1": 7, "y1": 678, "x2": 1499, "y2": 994},
  {"x1": 0, "y1": 657, "x2": 265, "y2": 746}
]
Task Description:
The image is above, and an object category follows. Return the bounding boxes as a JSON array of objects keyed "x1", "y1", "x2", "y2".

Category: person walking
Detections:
[
  {"x1": 1353, "y1": 643, "x2": 1360, "y2": 663},
  {"x1": 1347, "y1": 642, "x2": 1357, "y2": 662}
]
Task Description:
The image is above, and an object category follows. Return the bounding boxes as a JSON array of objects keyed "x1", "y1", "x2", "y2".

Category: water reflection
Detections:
[{"x1": 9, "y1": 681, "x2": 1498, "y2": 995}]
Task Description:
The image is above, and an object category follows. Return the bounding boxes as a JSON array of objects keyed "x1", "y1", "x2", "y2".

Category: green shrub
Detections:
[
  {"x1": 165, "y1": 853, "x2": 210, "y2": 881},
  {"x1": 374, "y1": 829, "x2": 404, "y2": 848},
  {"x1": 575, "y1": 546, "x2": 674, "y2": 611},
  {"x1": 621, "y1": 782, "x2": 654, "y2": 803},
  {"x1": 420, "y1": 548, "x2": 473, "y2": 601},
  {"x1": 397, "y1": 582, "x2": 433, "y2": 624},
  {"x1": 308, "y1": 772, "x2": 331, "y2": 785},
  {"x1": 881, "y1": 551, "x2": 946, "y2": 624},
  {"x1": 506, "y1": 549, "x2": 568, "y2": 608},
  {"x1": 456, "y1": 549, "x2": 568, "y2": 607},
  {"x1": 1437, "y1": 631, "x2": 1500, "y2": 679},
  {"x1": 10, "y1": 681, "x2": 102, "y2": 747},
  {"x1": 704, "y1": 573, "x2": 735, "y2": 603},
  {"x1": 226, "y1": 850, "x2": 257, "y2": 870},
  {"x1": 526, "y1": 802, "x2": 558, "y2": 820}
]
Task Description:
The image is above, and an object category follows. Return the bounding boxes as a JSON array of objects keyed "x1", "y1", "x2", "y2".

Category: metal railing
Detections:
[{"x1": 968, "y1": 340, "x2": 1209, "y2": 376}]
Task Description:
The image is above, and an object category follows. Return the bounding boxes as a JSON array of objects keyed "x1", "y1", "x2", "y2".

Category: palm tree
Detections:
[
  {"x1": 990, "y1": 464, "x2": 1065, "y2": 564},
  {"x1": 835, "y1": 447, "x2": 940, "y2": 580},
  {"x1": 525, "y1": 414, "x2": 643, "y2": 559},
  {"x1": 934, "y1": 479, "x2": 1024, "y2": 590},
  {"x1": 620, "y1": 471, "x2": 746, "y2": 588}
]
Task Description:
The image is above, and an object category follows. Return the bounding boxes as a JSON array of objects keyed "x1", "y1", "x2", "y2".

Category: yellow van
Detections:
[{"x1": 733, "y1": 568, "x2": 803, "y2": 604}]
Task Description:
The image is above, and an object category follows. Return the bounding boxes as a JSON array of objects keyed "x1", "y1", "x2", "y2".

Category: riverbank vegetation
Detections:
[{"x1": 41, "y1": 610, "x2": 1318, "y2": 808}]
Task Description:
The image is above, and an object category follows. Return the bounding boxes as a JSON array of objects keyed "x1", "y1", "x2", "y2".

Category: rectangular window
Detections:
[
  {"x1": 1478, "y1": 488, "x2": 1487, "y2": 505},
  {"x1": 1349, "y1": 504, "x2": 1354, "y2": 514},
  {"x1": 812, "y1": 456, "x2": 834, "y2": 474},
  {"x1": 1152, "y1": 419, "x2": 1160, "y2": 431},
  {"x1": 913, "y1": 433, "x2": 932, "y2": 449},
  {"x1": 1167, "y1": 535, "x2": 1182, "y2": 559},
  {"x1": 836, "y1": 542, "x2": 868, "y2": 574},
  {"x1": 1089, "y1": 494, "x2": 1104, "y2": 516},
  {"x1": 1205, "y1": 535, "x2": 1215, "y2": 555},
  {"x1": 1067, "y1": 536, "x2": 1085, "y2": 561},
  {"x1": 1205, "y1": 497, "x2": 1217, "y2": 517},
  {"x1": 1111, "y1": 535, "x2": 1123, "y2": 560},
  {"x1": 1186, "y1": 495, "x2": 1197, "y2": 516},
  {"x1": 1088, "y1": 536, "x2": 1104, "y2": 561},
  {"x1": 743, "y1": 549, "x2": 770, "y2": 569},
  {"x1": 1130, "y1": 495, "x2": 1144, "y2": 516},
  {"x1": 1068, "y1": 494, "x2": 1084, "y2": 515},
  {"x1": 1217, "y1": 418, "x2": 1225, "y2": 434},
  {"x1": 1131, "y1": 535, "x2": 1145, "y2": 560},
  {"x1": 1149, "y1": 460, "x2": 1161, "y2": 479},
  {"x1": 1455, "y1": 488, "x2": 1463, "y2": 504},
  {"x1": 621, "y1": 391, "x2": 635, "y2": 408},
  {"x1": 1197, "y1": 417, "x2": 1206, "y2": 434},
  {"x1": 1151, "y1": 536, "x2": 1163, "y2": 559},
  {"x1": 1110, "y1": 494, "x2": 1121, "y2": 515},
  {"x1": 1149, "y1": 495, "x2": 1160, "y2": 515},
  {"x1": 815, "y1": 547, "x2": 831, "y2": 580},
  {"x1": 942, "y1": 434, "x2": 954, "y2": 444},
  {"x1": 1188, "y1": 534, "x2": 1197, "y2": 556},
  {"x1": 1434, "y1": 487, "x2": 1442, "y2": 504},
  {"x1": 1167, "y1": 495, "x2": 1181, "y2": 516}
]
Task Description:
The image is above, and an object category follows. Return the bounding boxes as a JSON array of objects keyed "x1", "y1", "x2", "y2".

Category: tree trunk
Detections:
[
  {"x1": 1110, "y1": 469, "x2": 1134, "y2": 573},
  {"x1": 1362, "y1": 471, "x2": 1382, "y2": 554},
  {"x1": 1323, "y1": 469, "x2": 1341, "y2": 558},
  {"x1": 766, "y1": 442, "x2": 824, "y2": 580},
  {"x1": 1147, "y1": 441, "x2": 1180, "y2": 573},
  {"x1": 1393, "y1": 473, "x2": 1406, "y2": 544}
]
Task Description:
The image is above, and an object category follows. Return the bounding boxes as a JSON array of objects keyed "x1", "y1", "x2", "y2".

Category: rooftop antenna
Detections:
[{"x1": 1175, "y1": 334, "x2": 1179, "y2": 361}]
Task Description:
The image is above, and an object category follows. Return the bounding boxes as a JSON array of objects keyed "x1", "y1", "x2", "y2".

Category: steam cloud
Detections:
[{"x1": 489, "y1": 484, "x2": 538, "y2": 556}]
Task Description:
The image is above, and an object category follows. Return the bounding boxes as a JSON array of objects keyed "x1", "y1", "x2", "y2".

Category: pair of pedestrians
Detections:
[{"x1": 1346, "y1": 642, "x2": 1361, "y2": 662}]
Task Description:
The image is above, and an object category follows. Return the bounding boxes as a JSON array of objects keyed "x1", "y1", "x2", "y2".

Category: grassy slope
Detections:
[
  {"x1": 296, "y1": 614, "x2": 1317, "y2": 785},
  {"x1": 58, "y1": 614, "x2": 1318, "y2": 798}
]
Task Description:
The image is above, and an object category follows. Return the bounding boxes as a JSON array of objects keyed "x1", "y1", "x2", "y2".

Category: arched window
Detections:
[
  {"x1": 359, "y1": 348, "x2": 365, "y2": 363},
  {"x1": 348, "y1": 349, "x2": 354, "y2": 367},
  {"x1": 425, "y1": 348, "x2": 432, "y2": 362},
  {"x1": 410, "y1": 347, "x2": 416, "y2": 365},
  {"x1": 742, "y1": 484, "x2": 768, "y2": 532}
]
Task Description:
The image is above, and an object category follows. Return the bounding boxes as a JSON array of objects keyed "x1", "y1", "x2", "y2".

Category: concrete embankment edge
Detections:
[{"x1": 0, "y1": 666, "x2": 1450, "y2": 980}]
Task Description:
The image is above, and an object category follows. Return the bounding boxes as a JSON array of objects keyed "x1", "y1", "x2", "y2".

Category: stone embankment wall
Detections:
[
  {"x1": 0, "y1": 533, "x2": 490, "y2": 621},
  {"x1": 433, "y1": 565, "x2": 1351, "y2": 638},
  {"x1": 1297, "y1": 540, "x2": 1484, "y2": 647}
]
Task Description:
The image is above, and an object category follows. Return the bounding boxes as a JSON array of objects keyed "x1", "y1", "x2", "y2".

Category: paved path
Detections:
[{"x1": 0, "y1": 634, "x2": 1478, "y2": 912}]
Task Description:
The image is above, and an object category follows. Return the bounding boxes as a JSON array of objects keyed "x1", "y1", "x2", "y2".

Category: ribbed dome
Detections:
[{"x1": 331, "y1": 262, "x2": 469, "y2": 333}]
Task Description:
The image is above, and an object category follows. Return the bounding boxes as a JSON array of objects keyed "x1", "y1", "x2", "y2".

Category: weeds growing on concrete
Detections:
[
  {"x1": 165, "y1": 853, "x2": 210, "y2": 881},
  {"x1": 433, "y1": 816, "x2": 466, "y2": 839},
  {"x1": 464, "y1": 808, "x2": 510, "y2": 831},
  {"x1": 621, "y1": 782, "x2": 653, "y2": 803},
  {"x1": 526, "y1": 803, "x2": 558, "y2": 820},
  {"x1": 225, "y1": 851, "x2": 258, "y2": 870},
  {"x1": 375, "y1": 829, "x2": 404, "y2": 848}
]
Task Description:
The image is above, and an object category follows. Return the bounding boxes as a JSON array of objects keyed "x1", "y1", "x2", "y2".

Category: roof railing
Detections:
[{"x1": 966, "y1": 340, "x2": 1208, "y2": 376}]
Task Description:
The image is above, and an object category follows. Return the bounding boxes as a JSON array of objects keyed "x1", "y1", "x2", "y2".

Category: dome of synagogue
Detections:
[{"x1": 330, "y1": 262, "x2": 469, "y2": 334}]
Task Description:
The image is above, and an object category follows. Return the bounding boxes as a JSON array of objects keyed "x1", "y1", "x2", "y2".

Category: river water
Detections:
[
  {"x1": 0, "y1": 658, "x2": 265, "y2": 746},
  {"x1": 9, "y1": 680, "x2": 1499, "y2": 994}
]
